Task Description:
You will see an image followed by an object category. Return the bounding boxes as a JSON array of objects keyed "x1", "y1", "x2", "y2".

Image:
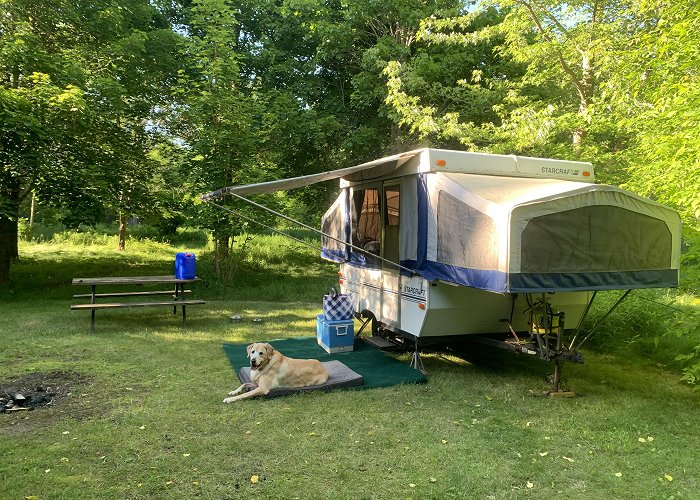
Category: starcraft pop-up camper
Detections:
[{"x1": 203, "y1": 148, "x2": 681, "y2": 389}]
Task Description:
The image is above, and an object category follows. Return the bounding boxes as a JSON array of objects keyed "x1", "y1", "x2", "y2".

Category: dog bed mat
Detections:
[
  {"x1": 237, "y1": 360, "x2": 364, "y2": 398},
  {"x1": 223, "y1": 336, "x2": 427, "y2": 390}
]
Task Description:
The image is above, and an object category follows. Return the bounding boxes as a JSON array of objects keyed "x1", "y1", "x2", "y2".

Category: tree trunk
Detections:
[
  {"x1": 118, "y1": 211, "x2": 126, "y2": 251},
  {"x1": 0, "y1": 186, "x2": 20, "y2": 283},
  {"x1": 213, "y1": 234, "x2": 230, "y2": 276},
  {"x1": 573, "y1": 52, "x2": 594, "y2": 154},
  {"x1": 0, "y1": 214, "x2": 13, "y2": 283},
  {"x1": 29, "y1": 191, "x2": 36, "y2": 231}
]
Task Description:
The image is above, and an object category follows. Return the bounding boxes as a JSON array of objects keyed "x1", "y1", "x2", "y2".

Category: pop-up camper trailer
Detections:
[{"x1": 203, "y1": 148, "x2": 682, "y2": 391}]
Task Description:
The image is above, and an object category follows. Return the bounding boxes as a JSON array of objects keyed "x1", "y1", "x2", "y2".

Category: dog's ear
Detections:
[
  {"x1": 246, "y1": 343, "x2": 255, "y2": 357},
  {"x1": 265, "y1": 343, "x2": 274, "y2": 358}
]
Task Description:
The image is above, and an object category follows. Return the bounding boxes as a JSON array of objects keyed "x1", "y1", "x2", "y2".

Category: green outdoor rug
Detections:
[{"x1": 222, "y1": 336, "x2": 427, "y2": 390}]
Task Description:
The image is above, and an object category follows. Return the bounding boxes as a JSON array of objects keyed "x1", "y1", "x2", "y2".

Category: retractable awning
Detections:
[{"x1": 200, "y1": 149, "x2": 423, "y2": 201}]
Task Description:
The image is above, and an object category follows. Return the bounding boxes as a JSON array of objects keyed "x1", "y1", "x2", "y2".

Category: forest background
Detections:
[
  {"x1": 1, "y1": 0, "x2": 699, "y2": 376},
  {"x1": 2, "y1": 0, "x2": 699, "y2": 273}
]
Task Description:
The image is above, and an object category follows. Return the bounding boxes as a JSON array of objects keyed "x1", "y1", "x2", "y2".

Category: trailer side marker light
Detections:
[
  {"x1": 583, "y1": 171, "x2": 591, "y2": 177},
  {"x1": 419, "y1": 303, "x2": 426, "y2": 310},
  {"x1": 436, "y1": 159, "x2": 447, "y2": 166}
]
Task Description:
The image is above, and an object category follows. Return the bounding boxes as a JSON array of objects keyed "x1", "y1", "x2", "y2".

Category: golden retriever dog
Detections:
[{"x1": 223, "y1": 342, "x2": 329, "y2": 403}]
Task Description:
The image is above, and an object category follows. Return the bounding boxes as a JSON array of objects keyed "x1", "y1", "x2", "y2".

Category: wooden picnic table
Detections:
[{"x1": 71, "y1": 275, "x2": 205, "y2": 334}]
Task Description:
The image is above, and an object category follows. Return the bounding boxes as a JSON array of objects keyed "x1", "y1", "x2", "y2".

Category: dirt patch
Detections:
[{"x1": 1, "y1": 370, "x2": 94, "y2": 432}]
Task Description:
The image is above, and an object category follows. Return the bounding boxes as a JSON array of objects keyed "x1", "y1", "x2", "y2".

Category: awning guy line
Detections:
[
  {"x1": 207, "y1": 202, "x2": 325, "y2": 254},
  {"x1": 206, "y1": 196, "x2": 417, "y2": 274}
]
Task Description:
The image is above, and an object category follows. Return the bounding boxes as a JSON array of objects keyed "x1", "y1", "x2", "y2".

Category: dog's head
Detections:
[{"x1": 246, "y1": 342, "x2": 275, "y2": 370}]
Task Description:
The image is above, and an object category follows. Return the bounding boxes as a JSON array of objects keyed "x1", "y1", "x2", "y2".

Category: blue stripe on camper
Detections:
[
  {"x1": 398, "y1": 262, "x2": 679, "y2": 292},
  {"x1": 344, "y1": 188, "x2": 352, "y2": 257},
  {"x1": 321, "y1": 249, "x2": 347, "y2": 263},
  {"x1": 416, "y1": 174, "x2": 428, "y2": 269},
  {"x1": 347, "y1": 251, "x2": 382, "y2": 269},
  {"x1": 509, "y1": 269, "x2": 679, "y2": 292},
  {"x1": 400, "y1": 260, "x2": 508, "y2": 292}
]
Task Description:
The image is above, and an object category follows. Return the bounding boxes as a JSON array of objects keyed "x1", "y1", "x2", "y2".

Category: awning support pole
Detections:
[
  {"x1": 568, "y1": 291, "x2": 597, "y2": 350},
  {"x1": 575, "y1": 289, "x2": 633, "y2": 350},
  {"x1": 206, "y1": 196, "x2": 416, "y2": 274}
]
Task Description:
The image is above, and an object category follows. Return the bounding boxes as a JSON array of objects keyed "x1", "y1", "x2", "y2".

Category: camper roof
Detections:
[
  {"x1": 200, "y1": 148, "x2": 594, "y2": 201},
  {"x1": 419, "y1": 149, "x2": 593, "y2": 182}
]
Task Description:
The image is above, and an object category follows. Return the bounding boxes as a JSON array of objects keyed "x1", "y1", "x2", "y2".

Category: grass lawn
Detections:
[{"x1": 1, "y1": 234, "x2": 699, "y2": 499}]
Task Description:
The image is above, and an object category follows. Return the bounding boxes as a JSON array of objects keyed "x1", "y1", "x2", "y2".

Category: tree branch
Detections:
[
  {"x1": 538, "y1": 3, "x2": 572, "y2": 40},
  {"x1": 18, "y1": 182, "x2": 35, "y2": 203},
  {"x1": 591, "y1": 0, "x2": 601, "y2": 24},
  {"x1": 517, "y1": 0, "x2": 588, "y2": 103}
]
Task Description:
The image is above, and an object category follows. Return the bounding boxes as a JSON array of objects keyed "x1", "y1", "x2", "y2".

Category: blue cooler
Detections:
[
  {"x1": 317, "y1": 314, "x2": 354, "y2": 353},
  {"x1": 175, "y1": 252, "x2": 196, "y2": 279}
]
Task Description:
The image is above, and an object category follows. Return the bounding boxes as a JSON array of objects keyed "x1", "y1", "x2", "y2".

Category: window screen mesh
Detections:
[
  {"x1": 321, "y1": 200, "x2": 346, "y2": 254},
  {"x1": 521, "y1": 205, "x2": 671, "y2": 272},
  {"x1": 437, "y1": 191, "x2": 499, "y2": 270},
  {"x1": 352, "y1": 189, "x2": 381, "y2": 255}
]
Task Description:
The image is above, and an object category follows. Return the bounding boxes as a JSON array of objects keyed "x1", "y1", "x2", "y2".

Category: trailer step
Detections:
[{"x1": 362, "y1": 335, "x2": 404, "y2": 351}]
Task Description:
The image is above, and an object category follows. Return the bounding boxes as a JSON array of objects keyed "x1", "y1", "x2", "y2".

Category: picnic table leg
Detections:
[
  {"x1": 90, "y1": 284, "x2": 96, "y2": 334},
  {"x1": 180, "y1": 283, "x2": 187, "y2": 326},
  {"x1": 173, "y1": 284, "x2": 178, "y2": 314}
]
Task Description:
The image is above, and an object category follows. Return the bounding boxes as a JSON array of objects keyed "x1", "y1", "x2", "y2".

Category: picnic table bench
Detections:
[{"x1": 71, "y1": 275, "x2": 205, "y2": 333}]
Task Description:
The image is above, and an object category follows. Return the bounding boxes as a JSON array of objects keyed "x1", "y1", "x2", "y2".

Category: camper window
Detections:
[
  {"x1": 521, "y1": 205, "x2": 672, "y2": 273},
  {"x1": 383, "y1": 186, "x2": 400, "y2": 266},
  {"x1": 437, "y1": 191, "x2": 499, "y2": 270},
  {"x1": 321, "y1": 191, "x2": 348, "y2": 261},
  {"x1": 352, "y1": 188, "x2": 381, "y2": 257}
]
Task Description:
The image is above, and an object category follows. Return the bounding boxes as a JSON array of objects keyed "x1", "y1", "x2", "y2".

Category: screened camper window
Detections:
[
  {"x1": 521, "y1": 205, "x2": 672, "y2": 272},
  {"x1": 437, "y1": 191, "x2": 499, "y2": 270},
  {"x1": 383, "y1": 186, "x2": 400, "y2": 266},
  {"x1": 352, "y1": 188, "x2": 381, "y2": 256},
  {"x1": 321, "y1": 193, "x2": 347, "y2": 257}
]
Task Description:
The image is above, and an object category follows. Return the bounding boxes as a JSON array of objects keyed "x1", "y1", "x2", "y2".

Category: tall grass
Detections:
[
  {"x1": 196, "y1": 231, "x2": 338, "y2": 302},
  {"x1": 19, "y1": 219, "x2": 210, "y2": 246}
]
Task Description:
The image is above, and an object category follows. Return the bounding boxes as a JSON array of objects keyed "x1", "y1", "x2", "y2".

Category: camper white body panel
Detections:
[{"x1": 341, "y1": 263, "x2": 590, "y2": 337}]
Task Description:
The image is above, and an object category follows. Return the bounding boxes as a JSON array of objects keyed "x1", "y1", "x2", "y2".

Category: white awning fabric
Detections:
[{"x1": 200, "y1": 149, "x2": 423, "y2": 201}]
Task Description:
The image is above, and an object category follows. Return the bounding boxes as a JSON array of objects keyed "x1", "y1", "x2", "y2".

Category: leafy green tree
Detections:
[
  {"x1": 383, "y1": 6, "x2": 518, "y2": 150},
  {"x1": 383, "y1": 1, "x2": 635, "y2": 184},
  {"x1": 602, "y1": 0, "x2": 700, "y2": 228},
  {"x1": 0, "y1": 0, "x2": 182, "y2": 280}
]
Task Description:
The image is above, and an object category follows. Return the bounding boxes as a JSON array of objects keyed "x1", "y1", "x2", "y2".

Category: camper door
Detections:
[
  {"x1": 349, "y1": 185, "x2": 383, "y2": 268},
  {"x1": 345, "y1": 183, "x2": 403, "y2": 329}
]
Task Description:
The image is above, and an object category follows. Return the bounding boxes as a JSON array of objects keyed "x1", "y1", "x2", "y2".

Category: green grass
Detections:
[{"x1": 1, "y1": 233, "x2": 700, "y2": 499}]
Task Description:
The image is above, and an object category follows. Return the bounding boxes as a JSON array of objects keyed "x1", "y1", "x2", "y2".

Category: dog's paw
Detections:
[
  {"x1": 228, "y1": 390, "x2": 240, "y2": 396},
  {"x1": 223, "y1": 397, "x2": 235, "y2": 403}
]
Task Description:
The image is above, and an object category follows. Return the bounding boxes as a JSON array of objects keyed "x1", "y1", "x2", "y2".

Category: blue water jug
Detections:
[{"x1": 175, "y1": 252, "x2": 196, "y2": 279}]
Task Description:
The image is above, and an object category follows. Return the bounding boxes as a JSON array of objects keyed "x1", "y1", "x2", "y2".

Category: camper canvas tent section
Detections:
[{"x1": 319, "y1": 148, "x2": 681, "y2": 340}]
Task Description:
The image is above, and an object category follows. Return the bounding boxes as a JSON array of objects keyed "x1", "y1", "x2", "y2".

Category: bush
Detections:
[
  {"x1": 680, "y1": 226, "x2": 700, "y2": 293},
  {"x1": 580, "y1": 289, "x2": 700, "y2": 388}
]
